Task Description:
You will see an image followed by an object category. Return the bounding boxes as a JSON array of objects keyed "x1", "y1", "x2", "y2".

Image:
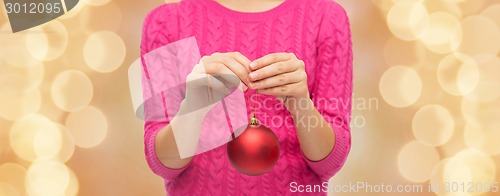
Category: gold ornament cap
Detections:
[{"x1": 250, "y1": 114, "x2": 259, "y2": 125}]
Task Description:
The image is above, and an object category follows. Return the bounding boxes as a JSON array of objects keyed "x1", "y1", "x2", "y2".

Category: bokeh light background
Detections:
[{"x1": 0, "y1": 0, "x2": 499, "y2": 195}]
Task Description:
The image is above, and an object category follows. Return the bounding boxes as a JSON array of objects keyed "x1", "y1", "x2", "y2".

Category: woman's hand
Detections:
[
  {"x1": 247, "y1": 53, "x2": 335, "y2": 162},
  {"x1": 156, "y1": 52, "x2": 252, "y2": 168},
  {"x1": 199, "y1": 52, "x2": 252, "y2": 89},
  {"x1": 183, "y1": 52, "x2": 251, "y2": 112},
  {"x1": 247, "y1": 53, "x2": 309, "y2": 111}
]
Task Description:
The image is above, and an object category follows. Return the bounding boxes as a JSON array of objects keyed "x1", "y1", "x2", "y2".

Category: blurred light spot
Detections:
[
  {"x1": 84, "y1": 31, "x2": 126, "y2": 73},
  {"x1": 481, "y1": 4, "x2": 500, "y2": 28},
  {"x1": 53, "y1": 124, "x2": 76, "y2": 163},
  {"x1": 464, "y1": 55, "x2": 500, "y2": 103},
  {"x1": 437, "y1": 53, "x2": 479, "y2": 96},
  {"x1": 383, "y1": 37, "x2": 426, "y2": 66},
  {"x1": 387, "y1": 1, "x2": 429, "y2": 41},
  {"x1": 0, "y1": 62, "x2": 44, "y2": 94},
  {"x1": 371, "y1": 0, "x2": 393, "y2": 14},
  {"x1": 38, "y1": 95, "x2": 67, "y2": 127},
  {"x1": 453, "y1": 149, "x2": 496, "y2": 194},
  {"x1": 59, "y1": 3, "x2": 85, "y2": 20},
  {"x1": 51, "y1": 70, "x2": 93, "y2": 112},
  {"x1": 461, "y1": 94, "x2": 500, "y2": 127},
  {"x1": 0, "y1": 24, "x2": 39, "y2": 67},
  {"x1": 471, "y1": 108, "x2": 500, "y2": 128},
  {"x1": 439, "y1": 132, "x2": 468, "y2": 159},
  {"x1": 452, "y1": 0, "x2": 487, "y2": 16},
  {"x1": 421, "y1": 12, "x2": 462, "y2": 54},
  {"x1": 398, "y1": 141, "x2": 440, "y2": 183},
  {"x1": 464, "y1": 120, "x2": 500, "y2": 156},
  {"x1": 412, "y1": 105, "x2": 454, "y2": 146},
  {"x1": 25, "y1": 20, "x2": 68, "y2": 61},
  {"x1": 0, "y1": 87, "x2": 41, "y2": 121},
  {"x1": 0, "y1": 182, "x2": 19, "y2": 196},
  {"x1": 33, "y1": 124, "x2": 63, "y2": 159},
  {"x1": 65, "y1": 106, "x2": 108, "y2": 148},
  {"x1": 431, "y1": 158, "x2": 472, "y2": 196},
  {"x1": 460, "y1": 97, "x2": 477, "y2": 126},
  {"x1": 424, "y1": 0, "x2": 462, "y2": 18},
  {"x1": 26, "y1": 122, "x2": 74, "y2": 162},
  {"x1": 25, "y1": 30, "x2": 49, "y2": 61},
  {"x1": 459, "y1": 16, "x2": 500, "y2": 56},
  {"x1": 0, "y1": 163, "x2": 26, "y2": 196},
  {"x1": 26, "y1": 160, "x2": 70, "y2": 196},
  {"x1": 84, "y1": 0, "x2": 112, "y2": 7},
  {"x1": 80, "y1": 2, "x2": 122, "y2": 33},
  {"x1": 9, "y1": 114, "x2": 52, "y2": 161},
  {"x1": 391, "y1": 0, "x2": 423, "y2": 3},
  {"x1": 379, "y1": 66, "x2": 422, "y2": 107},
  {"x1": 66, "y1": 168, "x2": 79, "y2": 196}
]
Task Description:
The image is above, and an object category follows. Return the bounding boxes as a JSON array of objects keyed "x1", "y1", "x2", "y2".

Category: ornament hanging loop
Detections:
[{"x1": 250, "y1": 114, "x2": 259, "y2": 125}]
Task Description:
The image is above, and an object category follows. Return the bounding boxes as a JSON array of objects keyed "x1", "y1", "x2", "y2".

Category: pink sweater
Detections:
[{"x1": 140, "y1": 0, "x2": 353, "y2": 195}]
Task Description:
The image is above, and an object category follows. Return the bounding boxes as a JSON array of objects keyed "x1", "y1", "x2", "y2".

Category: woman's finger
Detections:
[
  {"x1": 207, "y1": 54, "x2": 251, "y2": 87},
  {"x1": 249, "y1": 71, "x2": 304, "y2": 90},
  {"x1": 248, "y1": 60, "x2": 296, "y2": 82},
  {"x1": 203, "y1": 62, "x2": 240, "y2": 89},
  {"x1": 256, "y1": 82, "x2": 304, "y2": 97},
  {"x1": 202, "y1": 62, "x2": 234, "y2": 76},
  {"x1": 206, "y1": 75, "x2": 233, "y2": 102},
  {"x1": 249, "y1": 53, "x2": 294, "y2": 71},
  {"x1": 186, "y1": 67, "x2": 230, "y2": 92},
  {"x1": 208, "y1": 75, "x2": 233, "y2": 94},
  {"x1": 185, "y1": 72, "x2": 230, "y2": 105},
  {"x1": 228, "y1": 52, "x2": 252, "y2": 73}
]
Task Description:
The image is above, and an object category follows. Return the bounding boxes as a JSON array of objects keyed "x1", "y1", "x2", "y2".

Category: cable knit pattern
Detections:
[{"x1": 140, "y1": 0, "x2": 352, "y2": 195}]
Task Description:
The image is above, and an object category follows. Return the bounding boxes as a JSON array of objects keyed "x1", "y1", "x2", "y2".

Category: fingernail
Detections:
[
  {"x1": 238, "y1": 82, "x2": 248, "y2": 91},
  {"x1": 249, "y1": 62, "x2": 257, "y2": 69},
  {"x1": 249, "y1": 72, "x2": 258, "y2": 81},
  {"x1": 246, "y1": 77, "x2": 254, "y2": 89}
]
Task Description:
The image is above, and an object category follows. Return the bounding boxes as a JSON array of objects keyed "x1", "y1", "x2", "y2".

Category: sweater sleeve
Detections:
[
  {"x1": 302, "y1": 1, "x2": 353, "y2": 181},
  {"x1": 141, "y1": 3, "x2": 190, "y2": 181}
]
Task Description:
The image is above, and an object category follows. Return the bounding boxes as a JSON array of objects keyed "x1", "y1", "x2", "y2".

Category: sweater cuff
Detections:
[
  {"x1": 302, "y1": 125, "x2": 350, "y2": 181},
  {"x1": 145, "y1": 122, "x2": 191, "y2": 180}
]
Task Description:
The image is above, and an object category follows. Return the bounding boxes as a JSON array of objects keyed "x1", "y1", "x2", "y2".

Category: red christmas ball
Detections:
[{"x1": 227, "y1": 116, "x2": 280, "y2": 176}]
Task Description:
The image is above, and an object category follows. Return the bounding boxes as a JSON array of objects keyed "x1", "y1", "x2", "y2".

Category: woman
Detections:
[{"x1": 140, "y1": 0, "x2": 352, "y2": 195}]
